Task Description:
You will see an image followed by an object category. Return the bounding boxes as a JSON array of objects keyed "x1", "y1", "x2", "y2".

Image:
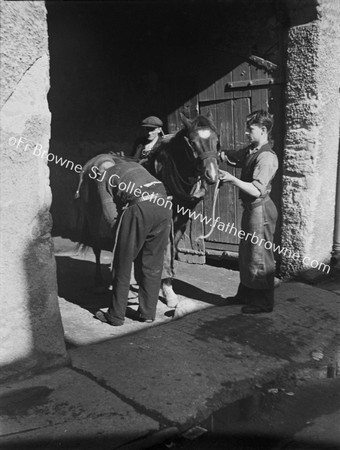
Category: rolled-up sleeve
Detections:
[{"x1": 252, "y1": 152, "x2": 278, "y2": 196}]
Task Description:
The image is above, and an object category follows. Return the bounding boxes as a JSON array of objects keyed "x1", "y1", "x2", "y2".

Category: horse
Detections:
[
  {"x1": 75, "y1": 112, "x2": 220, "y2": 303},
  {"x1": 143, "y1": 112, "x2": 219, "y2": 304}
]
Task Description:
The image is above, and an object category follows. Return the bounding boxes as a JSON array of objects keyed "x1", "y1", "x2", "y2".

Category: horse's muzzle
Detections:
[{"x1": 204, "y1": 159, "x2": 219, "y2": 184}]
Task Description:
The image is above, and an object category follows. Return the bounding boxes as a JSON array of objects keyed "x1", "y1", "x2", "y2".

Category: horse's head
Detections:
[{"x1": 180, "y1": 112, "x2": 219, "y2": 185}]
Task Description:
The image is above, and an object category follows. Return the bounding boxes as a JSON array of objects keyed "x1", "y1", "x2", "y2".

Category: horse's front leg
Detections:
[{"x1": 161, "y1": 231, "x2": 179, "y2": 308}]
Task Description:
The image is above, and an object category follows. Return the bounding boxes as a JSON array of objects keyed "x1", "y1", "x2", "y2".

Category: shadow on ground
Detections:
[
  {"x1": 56, "y1": 255, "x2": 224, "y2": 314},
  {"x1": 172, "y1": 279, "x2": 223, "y2": 305},
  {"x1": 55, "y1": 256, "x2": 112, "y2": 313},
  {"x1": 0, "y1": 435, "x2": 338, "y2": 450}
]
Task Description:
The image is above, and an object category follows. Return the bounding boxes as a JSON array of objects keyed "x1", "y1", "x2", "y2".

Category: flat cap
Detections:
[{"x1": 141, "y1": 116, "x2": 163, "y2": 128}]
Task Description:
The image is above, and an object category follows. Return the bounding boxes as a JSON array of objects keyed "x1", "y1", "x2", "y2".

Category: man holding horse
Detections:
[
  {"x1": 93, "y1": 156, "x2": 172, "y2": 326},
  {"x1": 132, "y1": 116, "x2": 164, "y2": 165},
  {"x1": 219, "y1": 110, "x2": 278, "y2": 314}
]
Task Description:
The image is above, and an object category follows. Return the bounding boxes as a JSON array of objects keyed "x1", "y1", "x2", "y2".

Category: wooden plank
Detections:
[
  {"x1": 199, "y1": 71, "x2": 233, "y2": 101},
  {"x1": 215, "y1": 72, "x2": 233, "y2": 100},
  {"x1": 250, "y1": 62, "x2": 269, "y2": 82},
  {"x1": 201, "y1": 101, "x2": 228, "y2": 242},
  {"x1": 176, "y1": 198, "x2": 206, "y2": 263},
  {"x1": 221, "y1": 98, "x2": 234, "y2": 150},
  {"x1": 249, "y1": 55, "x2": 278, "y2": 73},
  {"x1": 233, "y1": 97, "x2": 251, "y2": 236},
  {"x1": 233, "y1": 97, "x2": 250, "y2": 150},
  {"x1": 232, "y1": 62, "x2": 251, "y2": 99},
  {"x1": 200, "y1": 102, "x2": 216, "y2": 238},
  {"x1": 225, "y1": 78, "x2": 277, "y2": 88},
  {"x1": 221, "y1": 99, "x2": 237, "y2": 242},
  {"x1": 201, "y1": 99, "x2": 239, "y2": 245},
  {"x1": 204, "y1": 241, "x2": 239, "y2": 252},
  {"x1": 199, "y1": 84, "x2": 216, "y2": 102}
]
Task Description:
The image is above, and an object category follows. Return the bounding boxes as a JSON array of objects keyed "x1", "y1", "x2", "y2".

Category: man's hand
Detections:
[
  {"x1": 219, "y1": 169, "x2": 235, "y2": 183},
  {"x1": 219, "y1": 169, "x2": 261, "y2": 198},
  {"x1": 218, "y1": 150, "x2": 237, "y2": 165}
]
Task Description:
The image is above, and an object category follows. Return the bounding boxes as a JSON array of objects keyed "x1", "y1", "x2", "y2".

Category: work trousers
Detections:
[
  {"x1": 108, "y1": 201, "x2": 171, "y2": 323},
  {"x1": 238, "y1": 196, "x2": 278, "y2": 311},
  {"x1": 134, "y1": 216, "x2": 175, "y2": 282}
]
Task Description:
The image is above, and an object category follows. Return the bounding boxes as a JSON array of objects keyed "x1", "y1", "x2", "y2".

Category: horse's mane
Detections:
[
  {"x1": 146, "y1": 116, "x2": 218, "y2": 204},
  {"x1": 107, "y1": 152, "x2": 137, "y2": 163},
  {"x1": 150, "y1": 114, "x2": 218, "y2": 163}
]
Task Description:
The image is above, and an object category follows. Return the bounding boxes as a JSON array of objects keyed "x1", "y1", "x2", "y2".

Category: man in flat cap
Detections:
[{"x1": 132, "y1": 116, "x2": 164, "y2": 164}]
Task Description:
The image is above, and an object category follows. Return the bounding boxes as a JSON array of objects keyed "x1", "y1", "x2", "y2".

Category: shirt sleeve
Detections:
[{"x1": 252, "y1": 152, "x2": 278, "y2": 196}]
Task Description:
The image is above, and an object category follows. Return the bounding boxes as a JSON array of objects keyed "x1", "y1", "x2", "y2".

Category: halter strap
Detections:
[
  {"x1": 183, "y1": 136, "x2": 217, "y2": 161},
  {"x1": 199, "y1": 151, "x2": 218, "y2": 160}
]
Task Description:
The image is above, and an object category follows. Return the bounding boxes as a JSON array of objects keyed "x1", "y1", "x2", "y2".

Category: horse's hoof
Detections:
[
  {"x1": 173, "y1": 299, "x2": 196, "y2": 319},
  {"x1": 274, "y1": 277, "x2": 282, "y2": 288},
  {"x1": 162, "y1": 284, "x2": 179, "y2": 308}
]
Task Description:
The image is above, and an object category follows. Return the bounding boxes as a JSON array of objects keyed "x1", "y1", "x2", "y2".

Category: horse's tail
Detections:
[
  {"x1": 74, "y1": 155, "x2": 100, "y2": 200},
  {"x1": 74, "y1": 161, "x2": 93, "y2": 245},
  {"x1": 74, "y1": 177, "x2": 88, "y2": 245},
  {"x1": 74, "y1": 172, "x2": 84, "y2": 200}
]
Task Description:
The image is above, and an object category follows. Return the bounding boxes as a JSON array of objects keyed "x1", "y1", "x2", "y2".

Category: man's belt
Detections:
[
  {"x1": 242, "y1": 194, "x2": 270, "y2": 210},
  {"x1": 127, "y1": 193, "x2": 168, "y2": 207}
]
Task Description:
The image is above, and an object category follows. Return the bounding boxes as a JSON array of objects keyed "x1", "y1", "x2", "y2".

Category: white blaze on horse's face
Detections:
[
  {"x1": 197, "y1": 129, "x2": 211, "y2": 139},
  {"x1": 206, "y1": 158, "x2": 218, "y2": 184},
  {"x1": 192, "y1": 128, "x2": 218, "y2": 184}
]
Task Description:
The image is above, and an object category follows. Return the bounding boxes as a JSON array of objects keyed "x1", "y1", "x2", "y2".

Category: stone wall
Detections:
[
  {"x1": 281, "y1": 0, "x2": 340, "y2": 279},
  {"x1": 0, "y1": 1, "x2": 68, "y2": 382}
]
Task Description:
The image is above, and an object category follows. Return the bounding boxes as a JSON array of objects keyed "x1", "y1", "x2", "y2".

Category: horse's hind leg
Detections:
[{"x1": 93, "y1": 245, "x2": 107, "y2": 294}]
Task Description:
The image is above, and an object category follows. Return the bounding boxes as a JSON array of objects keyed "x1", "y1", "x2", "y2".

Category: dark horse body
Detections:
[{"x1": 76, "y1": 112, "x2": 219, "y2": 300}]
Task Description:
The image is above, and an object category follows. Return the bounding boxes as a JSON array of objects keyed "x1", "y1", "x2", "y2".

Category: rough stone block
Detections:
[
  {"x1": 0, "y1": 2, "x2": 67, "y2": 382},
  {"x1": 285, "y1": 99, "x2": 321, "y2": 129},
  {"x1": 286, "y1": 24, "x2": 319, "y2": 100}
]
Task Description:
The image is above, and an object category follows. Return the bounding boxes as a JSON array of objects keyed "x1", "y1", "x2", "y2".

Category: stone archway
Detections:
[
  {"x1": 281, "y1": 0, "x2": 340, "y2": 278},
  {"x1": 1, "y1": 0, "x2": 339, "y2": 382}
]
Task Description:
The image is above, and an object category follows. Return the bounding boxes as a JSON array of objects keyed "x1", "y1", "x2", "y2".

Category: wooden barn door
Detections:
[
  {"x1": 166, "y1": 56, "x2": 284, "y2": 262},
  {"x1": 199, "y1": 59, "x2": 284, "y2": 259}
]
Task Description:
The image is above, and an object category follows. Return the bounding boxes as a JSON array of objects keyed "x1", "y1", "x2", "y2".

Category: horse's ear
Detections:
[
  {"x1": 180, "y1": 112, "x2": 192, "y2": 129},
  {"x1": 206, "y1": 110, "x2": 214, "y2": 122}
]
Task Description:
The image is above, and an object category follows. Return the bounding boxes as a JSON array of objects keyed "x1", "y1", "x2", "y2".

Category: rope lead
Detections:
[{"x1": 196, "y1": 181, "x2": 220, "y2": 241}]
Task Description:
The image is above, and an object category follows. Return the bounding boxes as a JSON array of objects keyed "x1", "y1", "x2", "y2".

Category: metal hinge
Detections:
[{"x1": 225, "y1": 78, "x2": 284, "y2": 89}]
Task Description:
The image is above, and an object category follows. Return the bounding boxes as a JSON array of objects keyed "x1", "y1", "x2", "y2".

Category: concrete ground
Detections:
[{"x1": 0, "y1": 238, "x2": 339, "y2": 449}]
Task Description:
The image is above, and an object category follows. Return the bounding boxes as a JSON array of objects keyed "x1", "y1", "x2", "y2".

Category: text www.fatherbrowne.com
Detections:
[{"x1": 176, "y1": 205, "x2": 331, "y2": 274}]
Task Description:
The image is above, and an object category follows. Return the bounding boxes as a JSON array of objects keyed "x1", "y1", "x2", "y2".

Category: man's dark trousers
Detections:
[{"x1": 108, "y1": 200, "x2": 171, "y2": 323}]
